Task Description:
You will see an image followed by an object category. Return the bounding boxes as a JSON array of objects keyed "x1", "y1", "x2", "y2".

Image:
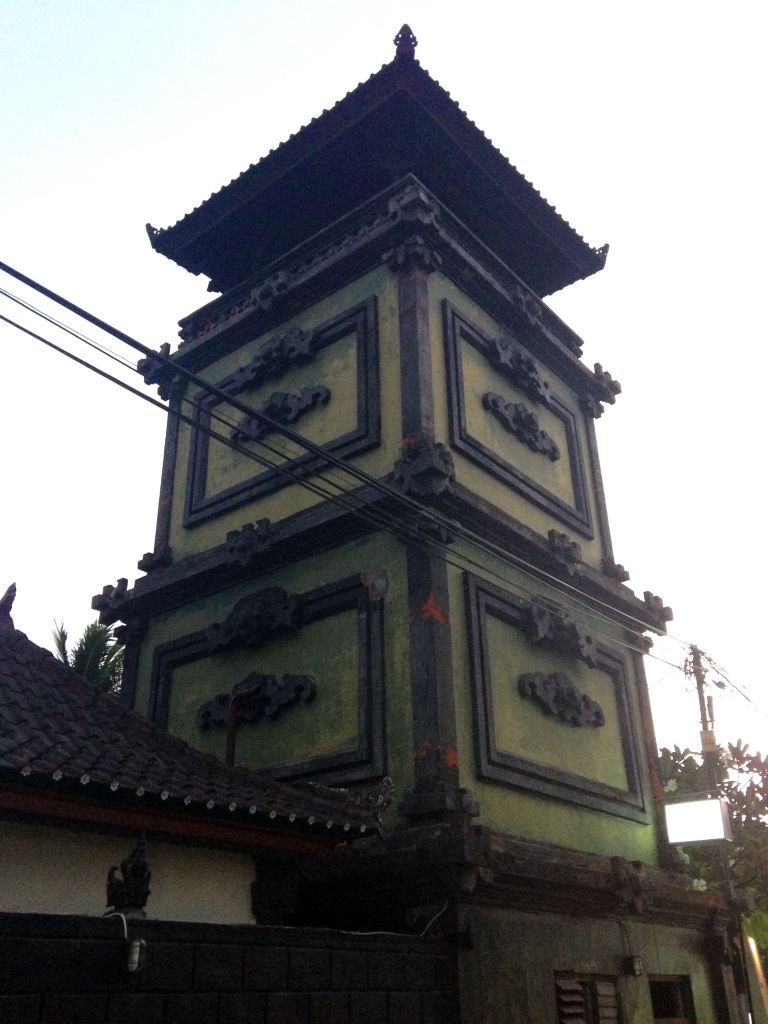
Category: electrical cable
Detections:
[
  {"x1": 0, "y1": 285, "x2": 136, "y2": 371},
  {"x1": 0, "y1": 259, "x2": 683, "y2": 642},
  {"x1": 2, "y1": 265, "x2": 736, "y2": 689},
  {"x1": 0, "y1": 278, "x2": 692, "y2": 669},
  {"x1": 4, "y1": 270, "x2": 764, "y2": 723},
  {"x1": 1, "y1": 306, "x2": 685, "y2": 671}
]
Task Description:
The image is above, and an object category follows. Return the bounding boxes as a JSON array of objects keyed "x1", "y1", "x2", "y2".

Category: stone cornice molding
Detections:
[{"x1": 169, "y1": 177, "x2": 606, "y2": 410}]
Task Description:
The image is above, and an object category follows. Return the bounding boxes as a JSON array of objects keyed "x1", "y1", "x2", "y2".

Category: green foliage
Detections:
[
  {"x1": 660, "y1": 740, "x2": 768, "y2": 948},
  {"x1": 53, "y1": 620, "x2": 123, "y2": 695}
]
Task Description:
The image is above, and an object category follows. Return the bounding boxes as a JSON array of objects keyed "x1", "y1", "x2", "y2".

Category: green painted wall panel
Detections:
[
  {"x1": 168, "y1": 608, "x2": 359, "y2": 770},
  {"x1": 134, "y1": 532, "x2": 416, "y2": 801},
  {"x1": 485, "y1": 612, "x2": 628, "y2": 791},
  {"x1": 202, "y1": 333, "x2": 359, "y2": 501},
  {"x1": 427, "y1": 274, "x2": 605, "y2": 569},
  {"x1": 167, "y1": 267, "x2": 401, "y2": 559},
  {"x1": 459, "y1": 339, "x2": 575, "y2": 507},
  {"x1": 458, "y1": 908, "x2": 720, "y2": 1024},
  {"x1": 446, "y1": 548, "x2": 658, "y2": 863}
]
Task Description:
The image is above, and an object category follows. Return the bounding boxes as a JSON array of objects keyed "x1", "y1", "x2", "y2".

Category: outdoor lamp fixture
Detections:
[
  {"x1": 623, "y1": 955, "x2": 644, "y2": 976},
  {"x1": 664, "y1": 794, "x2": 733, "y2": 845}
]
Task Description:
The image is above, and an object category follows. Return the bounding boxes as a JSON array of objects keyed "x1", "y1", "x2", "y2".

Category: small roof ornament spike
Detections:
[
  {"x1": 0, "y1": 583, "x2": 16, "y2": 630},
  {"x1": 394, "y1": 24, "x2": 417, "y2": 61}
]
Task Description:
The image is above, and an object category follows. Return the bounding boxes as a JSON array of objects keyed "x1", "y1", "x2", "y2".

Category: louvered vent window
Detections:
[{"x1": 555, "y1": 975, "x2": 621, "y2": 1024}]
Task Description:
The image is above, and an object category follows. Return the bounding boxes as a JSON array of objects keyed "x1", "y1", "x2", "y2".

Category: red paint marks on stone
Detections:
[
  {"x1": 421, "y1": 591, "x2": 447, "y2": 625},
  {"x1": 444, "y1": 747, "x2": 459, "y2": 767},
  {"x1": 649, "y1": 763, "x2": 666, "y2": 801}
]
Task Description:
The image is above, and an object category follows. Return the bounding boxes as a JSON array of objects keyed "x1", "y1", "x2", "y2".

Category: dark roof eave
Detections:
[
  {"x1": 0, "y1": 779, "x2": 342, "y2": 852},
  {"x1": 146, "y1": 58, "x2": 606, "y2": 295},
  {"x1": 0, "y1": 626, "x2": 388, "y2": 837}
]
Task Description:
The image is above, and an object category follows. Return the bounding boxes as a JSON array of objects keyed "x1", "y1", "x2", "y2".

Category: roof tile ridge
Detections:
[
  {"x1": 404, "y1": 64, "x2": 598, "y2": 253},
  {"x1": 150, "y1": 60, "x2": 399, "y2": 240},
  {"x1": 3, "y1": 628, "x2": 92, "y2": 692}
]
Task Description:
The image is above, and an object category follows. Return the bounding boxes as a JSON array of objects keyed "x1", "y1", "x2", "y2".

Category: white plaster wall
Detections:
[{"x1": 0, "y1": 819, "x2": 256, "y2": 925}]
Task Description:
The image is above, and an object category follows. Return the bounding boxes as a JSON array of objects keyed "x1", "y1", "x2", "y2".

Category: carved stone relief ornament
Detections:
[
  {"x1": 137, "y1": 342, "x2": 184, "y2": 401},
  {"x1": 247, "y1": 270, "x2": 291, "y2": 314},
  {"x1": 179, "y1": 213, "x2": 392, "y2": 342},
  {"x1": 386, "y1": 182, "x2": 439, "y2": 227},
  {"x1": 509, "y1": 284, "x2": 542, "y2": 328},
  {"x1": 603, "y1": 557, "x2": 630, "y2": 583},
  {"x1": 518, "y1": 671, "x2": 605, "y2": 728},
  {"x1": 231, "y1": 385, "x2": 330, "y2": 444},
  {"x1": 611, "y1": 855, "x2": 646, "y2": 915},
  {"x1": 137, "y1": 545, "x2": 172, "y2": 573},
  {"x1": 392, "y1": 435, "x2": 455, "y2": 499},
  {"x1": 486, "y1": 337, "x2": 552, "y2": 408},
  {"x1": 523, "y1": 601, "x2": 598, "y2": 668},
  {"x1": 482, "y1": 392, "x2": 560, "y2": 461},
  {"x1": 199, "y1": 672, "x2": 317, "y2": 765},
  {"x1": 226, "y1": 519, "x2": 273, "y2": 568},
  {"x1": 382, "y1": 234, "x2": 443, "y2": 274},
  {"x1": 593, "y1": 363, "x2": 622, "y2": 404},
  {"x1": 580, "y1": 362, "x2": 622, "y2": 419},
  {"x1": 201, "y1": 672, "x2": 316, "y2": 727},
  {"x1": 106, "y1": 835, "x2": 151, "y2": 915},
  {"x1": 218, "y1": 327, "x2": 317, "y2": 399},
  {"x1": 393, "y1": 22, "x2": 418, "y2": 60},
  {"x1": 547, "y1": 530, "x2": 582, "y2": 575},
  {"x1": 205, "y1": 586, "x2": 299, "y2": 655},
  {"x1": 92, "y1": 577, "x2": 129, "y2": 621},
  {"x1": 643, "y1": 591, "x2": 673, "y2": 625}
]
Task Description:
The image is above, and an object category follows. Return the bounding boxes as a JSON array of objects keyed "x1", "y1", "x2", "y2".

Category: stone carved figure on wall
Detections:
[
  {"x1": 518, "y1": 671, "x2": 605, "y2": 728},
  {"x1": 205, "y1": 587, "x2": 299, "y2": 655},
  {"x1": 106, "y1": 835, "x2": 151, "y2": 915}
]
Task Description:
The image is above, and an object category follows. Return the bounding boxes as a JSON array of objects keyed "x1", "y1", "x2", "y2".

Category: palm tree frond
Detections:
[
  {"x1": 52, "y1": 620, "x2": 124, "y2": 694},
  {"x1": 52, "y1": 621, "x2": 69, "y2": 664}
]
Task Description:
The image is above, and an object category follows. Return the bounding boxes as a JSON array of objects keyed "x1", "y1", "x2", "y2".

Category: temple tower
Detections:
[{"x1": 93, "y1": 28, "x2": 739, "y2": 1024}]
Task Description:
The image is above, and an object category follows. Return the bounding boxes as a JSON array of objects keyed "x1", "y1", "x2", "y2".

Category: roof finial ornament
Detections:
[
  {"x1": 0, "y1": 583, "x2": 16, "y2": 631},
  {"x1": 394, "y1": 24, "x2": 417, "y2": 61}
]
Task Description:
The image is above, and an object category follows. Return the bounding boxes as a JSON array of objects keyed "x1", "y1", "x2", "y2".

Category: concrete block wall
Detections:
[{"x1": 0, "y1": 913, "x2": 458, "y2": 1023}]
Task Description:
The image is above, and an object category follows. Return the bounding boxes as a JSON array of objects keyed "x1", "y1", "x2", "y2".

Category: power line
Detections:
[
  {"x1": 0, "y1": 274, "x2": 699, "y2": 669},
  {"x1": 0, "y1": 285, "x2": 136, "y2": 371},
  {"x1": 8, "y1": 261, "x2": 755, "y2": 701},
  {"x1": 3, "y1": 277, "x2": 764, "y2": 720},
  {"x1": 1, "y1": 305, "x2": 686, "y2": 672},
  {"x1": 0, "y1": 259, "x2": 686, "y2": 644}
]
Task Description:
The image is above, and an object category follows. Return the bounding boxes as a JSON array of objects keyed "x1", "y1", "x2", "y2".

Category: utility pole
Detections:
[
  {"x1": 689, "y1": 644, "x2": 720, "y2": 795},
  {"x1": 688, "y1": 644, "x2": 755, "y2": 1024}
]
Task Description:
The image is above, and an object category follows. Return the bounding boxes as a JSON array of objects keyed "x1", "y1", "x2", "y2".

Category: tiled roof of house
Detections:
[
  {"x1": 0, "y1": 609, "x2": 388, "y2": 838},
  {"x1": 147, "y1": 27, "x2": 606, "y2": 297}
]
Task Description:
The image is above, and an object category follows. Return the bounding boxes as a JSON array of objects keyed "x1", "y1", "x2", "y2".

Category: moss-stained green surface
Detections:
[
  {"x1": 446, "y1": 545, "x2": 658, "y2": 864},
  {"x1": 428, "y1": 274, "x2": 605, "y2": 569},
  {"x1": 134, "y1": 532, "x2": 415, "y2": 805},
  {"x1": 458, "y1": 908, "x2": 720, "y2": 1024},
  {"x1": 168, "y1": 267, "x2": 400, "y2": 559},
  {"x1": 203, "y1": 332, "x2": 359, "y2": 501},
  {"x1": 485, "y1": 612, "x2": 628, "y2": 790},
  {"x1": 169, "y1": 608, "x2": 359, "y2": 770},
  {"x1": 460, "y1": 339, "x2": 575, "y2": 507}
]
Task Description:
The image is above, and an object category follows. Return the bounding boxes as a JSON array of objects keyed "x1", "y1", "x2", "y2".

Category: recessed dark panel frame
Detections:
[
  {"x1": 443, "y1": 301, "x2": 593, "y2": 537},
  {"x1": 148, "y1": 575, "x2": 385, "y2": 785},
  {"x1": 184, "y1": 298, "x2": 380, "y2": 526},
  {"x1": 465, "y1": 572, "x2": 648, "y2": 822}
]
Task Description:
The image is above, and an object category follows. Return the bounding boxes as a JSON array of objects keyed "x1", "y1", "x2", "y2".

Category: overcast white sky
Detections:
[{"x1": 1, "y1": 0, "x2": 766, "y2": 754}]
